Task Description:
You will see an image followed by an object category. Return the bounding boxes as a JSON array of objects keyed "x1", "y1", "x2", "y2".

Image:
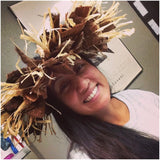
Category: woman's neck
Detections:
[{"x1": 94, "y1": 97, "x2": 130, "y2": 126}]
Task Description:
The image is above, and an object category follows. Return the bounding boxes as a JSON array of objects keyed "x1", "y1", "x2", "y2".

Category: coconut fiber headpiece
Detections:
[{"x1": 1, "y1": 1, "x2": 135, "y2": 143}]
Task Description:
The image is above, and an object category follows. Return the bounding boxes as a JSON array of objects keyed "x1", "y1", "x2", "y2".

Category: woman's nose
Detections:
[{"x1": 74, "y1": 76, "x2": 89, "y2": 94}]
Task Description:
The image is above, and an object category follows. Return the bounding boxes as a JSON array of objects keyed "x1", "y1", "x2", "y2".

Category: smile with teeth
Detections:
[{"x1": 84, "y1": 86, "x2": 98, "y2": 103}]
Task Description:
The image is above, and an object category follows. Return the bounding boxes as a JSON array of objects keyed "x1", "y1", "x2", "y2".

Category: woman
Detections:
[
  {"x1": 46, "y1": 59, "x2": 159, "y2": 159},
  {"x1": 1, "y1": 1, "x2": 159, "y2": 159}
]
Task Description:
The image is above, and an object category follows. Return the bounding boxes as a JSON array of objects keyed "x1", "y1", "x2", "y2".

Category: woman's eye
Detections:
[
  {"x1": 60, "y1": 81, "x2": 69, "y2": 92},
  {"x1": 75, "y1": 63, "x2": 86, "y2": 73}
]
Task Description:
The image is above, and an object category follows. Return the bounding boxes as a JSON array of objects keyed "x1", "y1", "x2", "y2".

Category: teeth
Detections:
[{"x1": 85, "y1": 86, "x2": 97, "y2": 103}]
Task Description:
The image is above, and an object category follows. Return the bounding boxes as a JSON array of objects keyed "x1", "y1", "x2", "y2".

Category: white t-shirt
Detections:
[{"x1": 69, "y1": 89, "x2": 159, "y2": 159}]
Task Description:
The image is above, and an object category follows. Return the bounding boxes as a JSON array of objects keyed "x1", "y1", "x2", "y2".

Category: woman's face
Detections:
[{"x1": 51, "y1": 59, "x2": 111, "y2": 115}]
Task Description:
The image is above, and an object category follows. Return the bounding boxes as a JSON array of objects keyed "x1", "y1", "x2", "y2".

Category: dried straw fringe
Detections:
[
  {"x1": 1, "y1": 110, "x2": 55, "y2": 144},
  {"x1": 1, "y1": 69, "x2": 57, "y2": 143},
  {"x1": 1, "y1": 82, "x2": 21, "y2": 109},
  {"x1": 1, "y1": 71, "x2": 56, "y2": 144},
  {"x1": 20, "y1": 1, "x2": 134, "y2": 60},
  {"x1": 66, "y1": 1, "x2": 135, "y2": 40}
]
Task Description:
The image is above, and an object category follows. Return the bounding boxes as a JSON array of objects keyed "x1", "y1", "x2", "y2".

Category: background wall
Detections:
[{"x1": 1, "y1": 1, "x2": 159, "y2": 159}]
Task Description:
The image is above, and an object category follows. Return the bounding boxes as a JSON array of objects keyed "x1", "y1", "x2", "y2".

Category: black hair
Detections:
[{"x1": 47, "y1": 88, "x2": 159, "y2": 159}]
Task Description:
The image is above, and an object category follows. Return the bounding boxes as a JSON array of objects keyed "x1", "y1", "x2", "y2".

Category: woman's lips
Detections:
[{"x1": 84, "y1": 84, "x2": 99, "y2": 103}]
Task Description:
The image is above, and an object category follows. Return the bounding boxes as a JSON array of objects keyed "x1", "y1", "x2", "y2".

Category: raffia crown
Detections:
[{"x1": 1, "y1": 1, "x2": 135, "y2": 143}]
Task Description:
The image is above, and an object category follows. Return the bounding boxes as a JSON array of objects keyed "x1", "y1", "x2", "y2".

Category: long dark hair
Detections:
[{"x1": 47, "y1": 87, "x2": 159, "y2": 159}]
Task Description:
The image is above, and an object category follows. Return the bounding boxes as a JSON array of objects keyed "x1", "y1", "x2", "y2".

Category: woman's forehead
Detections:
[{"x1": 50, "y1": 59, "x2": 88, "y2": 73}]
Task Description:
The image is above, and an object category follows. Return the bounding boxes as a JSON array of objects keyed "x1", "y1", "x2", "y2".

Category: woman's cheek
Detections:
[{"x1": 62, "y1": 92, "x2": 80, "y2": 108}]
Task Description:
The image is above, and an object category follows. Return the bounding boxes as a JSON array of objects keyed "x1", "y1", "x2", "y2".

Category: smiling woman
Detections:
[
  {"x1": 1, "y1": 1, "x2": 159, "y2": 159},
  {"x1": 46, "y1": 59, "x2": 159, "y2": 159}
]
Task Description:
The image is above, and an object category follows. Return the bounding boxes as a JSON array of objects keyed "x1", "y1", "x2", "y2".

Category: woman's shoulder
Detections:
[
  {"x1": 113, "y1": 89, "x2": 159, "y2": 101},
  {"x1": 113, "y1": 89, "x2": 159, "y2": 113},
  {"x1": 68, "y1": 143, "x2": 90, "y2": 159},
  {"x1": 114, "y1": 89, "x2": 159, "y2": 138}
]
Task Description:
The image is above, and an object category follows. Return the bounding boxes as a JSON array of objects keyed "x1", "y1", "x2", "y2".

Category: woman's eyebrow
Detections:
[{"x1": 54, "y1": 75, "x2": 64, "y2": 84}]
